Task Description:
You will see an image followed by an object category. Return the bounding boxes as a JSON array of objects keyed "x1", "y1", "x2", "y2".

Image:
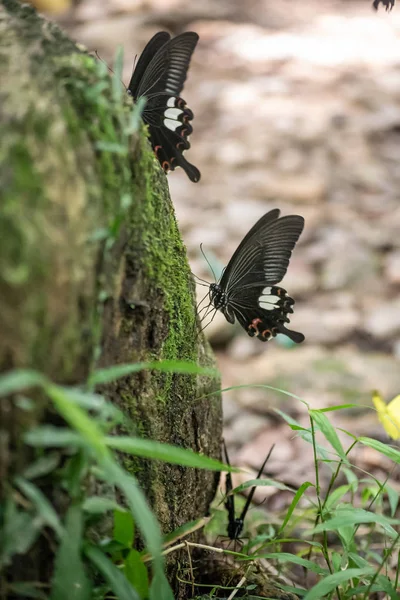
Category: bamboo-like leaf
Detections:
[
  {"x1": 303, "y1": 567, "x2": 375, "y2": 600},
  {"x1": 15, "y1": 478, "x2": 64, "y2": 538},
  {"x1": 310, "y1": 410, "x2": 347, "y2": 461},
  {"x1": 105, "y1": 436, "x2": 232, "y2": 471},
  {"x1": 310, "y1": 507, "x2": 400, "y2": 539},
  {"x1": 85, "y1": 545, "x2": 140, "y2": 600},
  {"x1": 358, "y1": 436, "x2": 400, "y2": 463},
  {"x1": 278, "y1": 481, "x2": 314, "y2": 534},
  {"x1": 88, "y1": 360, "x2": 218, "y2": 387},
  {"x1": 51, "y1": 504, "x2": 92, "y2": 600},
  {"x1": 0, "y1": 369, "x2": 46, "y2": 397}
]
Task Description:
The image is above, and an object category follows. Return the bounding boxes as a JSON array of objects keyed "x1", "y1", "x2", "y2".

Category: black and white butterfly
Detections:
[
  {"x1": 372, "y1": 0, "x2": 394, "y2": 10},
  {"x1": 223, "y1": 440, "x2": 274, "y2": 541},
  {"x1": 128, "y1": 31, "x2": 201, "y2": 182},
  {"x1": 200, "y1": 209, "x2": 305, "y2": 343}
]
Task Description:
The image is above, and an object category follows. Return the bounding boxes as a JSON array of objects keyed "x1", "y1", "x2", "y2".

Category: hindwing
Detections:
[{"x1": 128, "y1": 31, "x2": 200, "y2": 182}]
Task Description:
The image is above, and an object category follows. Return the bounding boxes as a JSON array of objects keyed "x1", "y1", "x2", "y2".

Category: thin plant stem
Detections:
[{"x1": 362, "y1": 532, "x2": 400, "y2": 600}]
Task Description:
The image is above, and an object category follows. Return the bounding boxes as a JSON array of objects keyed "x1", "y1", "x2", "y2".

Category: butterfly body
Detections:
[
  {"x1": 207, "y1": 209, "x2": 305, "y2": 344},
  {"x1": 128, "y1": 31, "x2": 200, "y2": 182}
]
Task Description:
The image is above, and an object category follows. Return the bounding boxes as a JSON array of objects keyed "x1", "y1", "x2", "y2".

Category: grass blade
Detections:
[
  {"x1": 85, "y1": 544, "x2": 140, "y2": 600},
  {"x1": 88, "y1": 360, "x2": 219, "y2": 387},
  {"x1": 0, "y1": 370, "x2": 46, "y2": 397},
  {"x1": 303, "y1": 567, "x2": 375, "y2": 600},
  {"x1": 105, "y1": 436, "x2": 232, "y2": 471},
  {"x1": 310, "y1": 409, "x2": 346, "y2": 461},
  {"x1": 51, "y1": 504, "x2": 92, "y2": 600}
]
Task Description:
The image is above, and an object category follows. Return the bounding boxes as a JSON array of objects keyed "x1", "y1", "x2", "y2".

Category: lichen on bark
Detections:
[{"x1": 0, "y1": 0, "x2": 222, "y2": 596}]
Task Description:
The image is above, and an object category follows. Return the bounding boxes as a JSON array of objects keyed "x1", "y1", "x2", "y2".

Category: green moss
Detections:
[{"x1": 127, "y1": 138, "x2": 198, "y2": 401}]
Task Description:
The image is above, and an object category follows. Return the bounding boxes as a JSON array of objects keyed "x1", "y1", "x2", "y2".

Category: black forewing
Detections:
[
  {"x1": 238, "y1": 445, "x2": 275, "y2": 524},
  {"x1": 220, "y1": 210, "x2": 304, "y2": 293},
  {"x1": 134, "y1": 32, "x2": 199, "y2": 100},
  {"x1": 223, "y1": 441, "x2": 236, "y2": 533},
  {"x1": 128, "y1": 32, "x2": 171, "y2": 99}
]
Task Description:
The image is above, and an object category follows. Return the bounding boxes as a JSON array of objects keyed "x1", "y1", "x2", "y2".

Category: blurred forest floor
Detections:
[{"x1": 47, "y1": 0, "x2": 400, "y2": 513}]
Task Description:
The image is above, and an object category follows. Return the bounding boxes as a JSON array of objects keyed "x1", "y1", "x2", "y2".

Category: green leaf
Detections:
[
  {"x1": 51, "y1": 504, "x2": 92, "y2": 600},
  {"x1": 85, "y1": 544, "x2": 140, "y2": 600},
  {"x1": 0, "y1": 505, "x2": 42, "y2": 566},
  {"x1": 386, "y1": 483, "x2": 399, "y2": 516},
  {"x1": 114, "y1": 510, "x2": 135, "y2": 548},
  {"x1": 249, "y1": 552, "x2": 328, "y2": 575},
  {"x1": 274, "y1": 408, "x2": 308, "y2": 430},
  {"x1": 218, "y1": 384, "x2": 308, "y2": 406},
  {"x1": 303, "y1": 567, "x2": 375, "y2": 600},
  {"x1": 82, "y1": 497, "x2": 127, "y2": 515},
  {"x1": 324, "y1": 484, "x2": 354, "y2": 510},
  {"x1": 24, "y1": 426, "x2": 84, "y2": 447},
  {"x1": 62, "y1": 451, "x2": 89, "y2": 499},
  {"x1": 15, "y1": 477, "x2": 64, "y2": 538},
  {"x1": 7, "y1": 583, "x2": 47, "y2": 599},
  {"x1": 100, "y1": 458, "x2": 170, "y2": 595},
  {"x1": 161, "y1": 517, "x2": 210, "y2": 548},
  {"x1": 149, "y1": 571, "x2": 175, "y2": 600},
  {"x1": 0, "y1": 369, "x2": 46, "y2": 397},
  {"x1": 22, "y1": 453, "x2": 60, "y2": 479},
  {"x1": 358, "y1": 437, "x2": 400, "y2": 463},
  {"x1": 310, "y1": 507, "x2": 400, "y2": 539},
  {"x1": 105, "y1": 436, "x2": 232, "y2": 471},
  {"x1": 88, "y1": 360, "x2": 219, "y2": 387},
  {"x1": 124, "y1": 549, "x2": 149, "y2": 599},
  {"x1": 318, "y1": 404, "x2": 359, "y2": 412},
  {"x1": 126, "y1": 97, "x2": 147, "y2": 135},
  {"x1": 309, "y1": 410, "x2": 346, "y2": 460},
  {"x1": 231, "y1": 478, "x2": 295, "y2": 495},
  {"x1": 278, "y1": 481, "x2": 314, "y2": 534},
  {"x1": 45, "y1": 384, "x2": 108, "y2": 457}
]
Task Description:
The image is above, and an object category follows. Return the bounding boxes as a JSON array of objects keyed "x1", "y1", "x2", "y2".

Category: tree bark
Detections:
[{"x1": 0, "y1": 1, "x2": 222, "y2": 597}]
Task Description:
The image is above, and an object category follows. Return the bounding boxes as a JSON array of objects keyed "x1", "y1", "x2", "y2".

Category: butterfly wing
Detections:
[
  {"x1": 151, "y1": 125, "x2": 201, "y2": 182},
  {"x1": 216, "y1": 210, "x2": 304, "y2": 343},
  {"x1": 238, "y1": 445, "x2": 274, "y2": 525},
  {"x1": 228, "y1": 284, "x2": 305, "y2": 343},
  {"x1": 128, "y1": 32, "x2": 171, "y2": 99},
  {"x1": 373, "y1": 0, "x2": 395, "y2": 11},
  {"x1": 387, "y1": 395, "x2": 400, "y2": 440},
  {"x1": 220, "y1": 210, "x2": 304, "y2": 293},
  {"x1": 128, "y1": 32, "x2": 200, "y2": 181},
  {"x1": 372, "y1": 391, "x2": 400, "y2": 440},
  {"x1": 134, "y1": 32, "x2": 199, "y2": 100},
  {"x1": 223, "y1": 441, "x2": 236, "y2": 535}
]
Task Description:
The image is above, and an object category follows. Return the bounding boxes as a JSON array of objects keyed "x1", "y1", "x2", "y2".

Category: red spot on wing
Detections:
[{"x1": 248, "y1": 318, "x2": 262, "y2": 336}]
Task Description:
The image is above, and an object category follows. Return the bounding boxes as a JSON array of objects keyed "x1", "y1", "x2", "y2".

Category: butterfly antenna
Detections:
[
  {"x1": 95, "y1": 50, "x2": 127, "y2": 91},
  {"x1": 239, "y1": 444, "x2": 275, "y2": 523},
  {"x1": 200, "y1": 243, "x2": 217, "y2": 282}
]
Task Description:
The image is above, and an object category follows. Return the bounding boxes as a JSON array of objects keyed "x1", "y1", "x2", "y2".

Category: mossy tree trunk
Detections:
[{"x1": 0, "y1": 1, "x2": 222, "y2": 597}]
